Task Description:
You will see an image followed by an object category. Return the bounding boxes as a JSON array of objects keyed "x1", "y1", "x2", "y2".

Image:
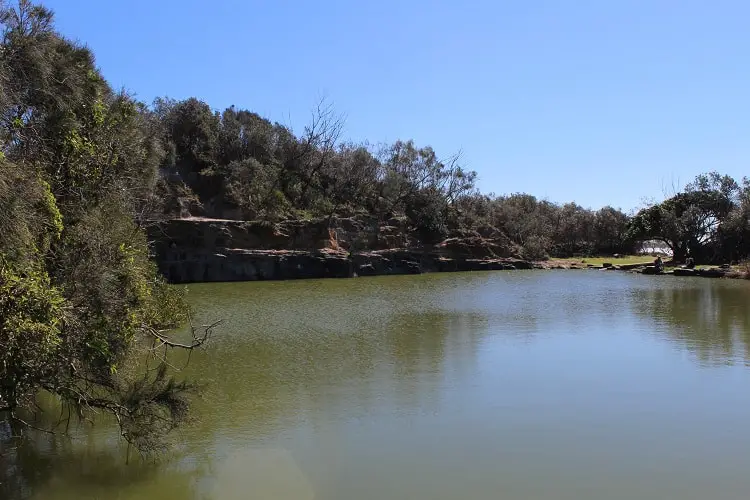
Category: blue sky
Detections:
[{"x1": 43, "y1": 0, "x2": 749, "y2": 212}]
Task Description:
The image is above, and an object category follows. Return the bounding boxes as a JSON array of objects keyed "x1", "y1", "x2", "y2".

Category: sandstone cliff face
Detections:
[{"x1": 147, "y1": 217, "x2": 533, "y2": 283}]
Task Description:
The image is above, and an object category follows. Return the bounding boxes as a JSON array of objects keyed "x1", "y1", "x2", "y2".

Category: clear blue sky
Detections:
[{"x1": 43, "y1": 0, "x2": 749, "y2": 212}]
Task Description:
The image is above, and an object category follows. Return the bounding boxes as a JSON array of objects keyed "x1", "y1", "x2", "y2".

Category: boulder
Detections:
[
  {"x1": 673, "y1": 268, "x2": 697, "y2": 276},
  {"x1": 697, "y1": 268, "x2": 727, "y2": 278},
  {"x1": 642, "y1": 266, "x2": 662, "y2": 275}
]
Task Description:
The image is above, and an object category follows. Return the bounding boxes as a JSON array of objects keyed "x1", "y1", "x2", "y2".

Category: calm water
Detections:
[{"x1": 4, "y1": 271, "x2": 750, "y2": 500}]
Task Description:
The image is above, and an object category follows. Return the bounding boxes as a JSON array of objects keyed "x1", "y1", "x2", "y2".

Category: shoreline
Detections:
[
  {"x1": 541, "y1": 258, "x2": 748, "y2": 280},
  {"x1": 153, "y1": 247, "x2": 539, "y2": 284},
  {"x1": 146, "y1": 218, "x2": 748, "y2": 284},
  {"x1": 153, "y1": 249, "x2": 747, "y2": 284}
]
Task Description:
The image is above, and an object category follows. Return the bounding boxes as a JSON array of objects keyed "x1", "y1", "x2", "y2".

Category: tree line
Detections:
[
  {"x1": 152, "y1": 97, "x2": 638, "y2": 256},
  {"x1": 1, "y1": 0, "x2": 749, "y2": 456},
  {"x1": 155, "y1": 96, "x2": 750, "y2": 262}
]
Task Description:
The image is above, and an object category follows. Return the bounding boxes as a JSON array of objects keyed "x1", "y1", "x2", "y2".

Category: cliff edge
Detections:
[{"x1": 147, "y1": 217, "x2": 538, "y2": 283}]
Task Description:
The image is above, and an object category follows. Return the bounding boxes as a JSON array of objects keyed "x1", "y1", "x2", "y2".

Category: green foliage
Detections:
[
  {"x1": 627, "y1": 171, "x2": 747, "y2": 262},
  {"x1": 153, "y1": 108, "x2": 480, "y2": 242},
  {"x1": 0, "y1": 260, "x2": 64, "y2": 411},
  {"x1": 1, "y1": 1, "x2": 191, "y2": 455},
  {"x1": 520, "y1": 235, "x2": 551, "y2": 261},
  {"x1": 0, "y1": 159, "x2": 63, "y2": 261},
  {"x1": 51, "y1": 198, "x2": 187, "y2": 370},
  {"x1": 3, "y1": 1, "x2": 748, "y2": 471},
  {"x1": 224, "y1": 158, "x2": 290, "y2": 219},
  {"x1": 148, "y1": 92, "x2": 636, "y2": 258},
  {"x1": 38, "y1": 178, "x2": 63, "y2": 239},
  {"x1": 404, "y1": 189, "x2": 449, "y2": 244},
  {"x1": 468, "y1": 193, "x2": 633, "y2": 257}
]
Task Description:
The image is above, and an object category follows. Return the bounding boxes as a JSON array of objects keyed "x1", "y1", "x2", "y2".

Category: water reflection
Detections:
[
  {"x1": 3, "y1": 272, "x2": 750, "y2": 500},
  {"x1": 628, "y1": 278, "x2": 750, "y2": 366},
  {"x1": 183, "y1": 276, "x2": 492, "y2": 439},
  {"x1": 1, "y1": 419, "x2": 202, "y2": 500}
]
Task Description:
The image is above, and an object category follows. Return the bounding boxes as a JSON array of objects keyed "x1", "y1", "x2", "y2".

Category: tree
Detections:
[
  {"x1": 0, "y1": 1, "x2": 211, "y2": 456},
  {"x1": 294, "y1": 98, "x2": 345, "y2": 206},
  {"x1": 372, "y1": 140, "x2": 476, "y2": 240},
  {"x1": 318, "y1": 142, "x2": 380, "y2": 216},
  {"x1": 628, "y1": 172, "x2": 741, "y2": 262},
  {"x1": 593, "y1": 206, "x2": 632, "y2": 255},
  {"x1": 492, "y1": 194, "x2": 550, "y2": 247},
  {"x1": 552, "y1": 202, "x2": 595, "y2": 256},
  {"x1": 159, "y1": 97, "x2": 220, "y2": 200},
  {"x1": 715, "y1": 177, "x2": 750, "y2": 261}
]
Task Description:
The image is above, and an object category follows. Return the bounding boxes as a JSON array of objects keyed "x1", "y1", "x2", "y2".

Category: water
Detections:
[{"x1": 4, "y1": 271, "x2": 750, "y2": 500}]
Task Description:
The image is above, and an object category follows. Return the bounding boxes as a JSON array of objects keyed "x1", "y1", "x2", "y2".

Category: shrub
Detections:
[{"x1": 521, "y1": 235, "x2": 550, "y2": 261}]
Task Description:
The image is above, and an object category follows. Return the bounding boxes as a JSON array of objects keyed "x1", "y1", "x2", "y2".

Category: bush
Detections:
[
  {"x1": 0, "y1": 261, "x2": 65, "y2": 411},
  {"x1": 0, "y1": 2, "x2": 194, "y2": 455},
  {"x1": 521, "y1": 235, "x2": 550, "y2": 261}
]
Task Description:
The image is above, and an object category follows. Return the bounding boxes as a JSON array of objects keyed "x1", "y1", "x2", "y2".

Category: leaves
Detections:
[
  {"x1": 628, "y1": 172, "x2": 748, "y2": 261},
  {"x1": 1, "y1": 1, "x2": 193, "y2": 455},
  {"x1": 0, "y1": 260, "x2": 65, "y2": 411}
]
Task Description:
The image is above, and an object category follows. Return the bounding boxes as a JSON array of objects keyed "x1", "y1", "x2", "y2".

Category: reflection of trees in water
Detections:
[
  {"x1": 1, "y1": 407, "x2": 85, "y2": 499},
  {"x1": 2, "y1": 274, "x2": 492, "y2": 499},
  {"x1": 183, "y1": 297, "x2": 489, "y2": 437},
  {"x1": 629, "y1": 282, "x2": 750, "y2": 365},
  {"x1": 385, "y1": 310, "x2": 486, "y2": 413},
  {"x1": 0, "y1": 418, "x2": 198, "y2": 500},
  {"x1": 12, "y1": 273, "x2": 747, "y2": 498}
]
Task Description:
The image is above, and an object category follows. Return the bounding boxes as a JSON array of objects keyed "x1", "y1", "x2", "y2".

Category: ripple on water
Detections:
[{"x1": 8, "y1": 271, "x2": 750, "y2": 500}]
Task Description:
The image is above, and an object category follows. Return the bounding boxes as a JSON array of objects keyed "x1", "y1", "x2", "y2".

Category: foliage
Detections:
[
  {"x1": 450, "y1": 192, "x2": 634, "y2": 257},
  {"x1": 0, "y1": 261, "x2": 64, "y2": 413},
  {"x1": 0, "y1": 0, "x2": 195, "y2": 456},
  {"x1": 0, "y1": 159, "x2": 63, "y2": 261},
  {"x1": 153, "y1": 101, "x2": 479, "y2": 239},
  {"x1": 150, "y1": 99, "x2": 641, "y2": 257},
  {"x1": 628, "y1": 171, "x2": 748, "y2": 262},
  {"x1": 2, "y1": 0, "x2": 749, "y2": 471},
  {"x1": 520, "y1": 235, "x2": 551, "y2": 261}
]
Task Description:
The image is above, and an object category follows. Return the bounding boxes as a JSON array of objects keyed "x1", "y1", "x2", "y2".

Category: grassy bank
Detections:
[
  {"x1": 552, "y1": 255, "x2": 655, "y2": 267},
  {"x1": 545, "y1": 255, "x2": 750, "y2": 280}
]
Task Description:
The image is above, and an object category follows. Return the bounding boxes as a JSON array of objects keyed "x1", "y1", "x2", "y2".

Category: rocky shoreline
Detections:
[
  {"x1": 545, "y1": 259, "x2": 746, "y2": 280},
  {"x1": 147, "y1": 218, "x2": 747, "y2": 283},
  {"x1": 146, "y1": 217, "x2": 541, "y2": 283},
  {"x1": 152, "y1": 247, "x2": 540, "y2": 284}
]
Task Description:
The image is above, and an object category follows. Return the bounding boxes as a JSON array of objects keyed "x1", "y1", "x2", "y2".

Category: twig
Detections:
[
  {"x1": 145, "y1": 319, "x2": 222, "y2": 350},
  {"x1": 10, "y1": 413, "x2": 56, "y2": 436}
]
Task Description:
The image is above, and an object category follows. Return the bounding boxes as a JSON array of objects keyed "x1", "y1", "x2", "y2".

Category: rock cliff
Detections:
[{"x1": 147, "y1": 217, "x2": 536, "y2": 283}]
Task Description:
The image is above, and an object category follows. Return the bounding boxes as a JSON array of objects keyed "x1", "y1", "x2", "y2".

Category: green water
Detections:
[{"x1": 4, "y1": 271, "x2": 750, "y2": 500}]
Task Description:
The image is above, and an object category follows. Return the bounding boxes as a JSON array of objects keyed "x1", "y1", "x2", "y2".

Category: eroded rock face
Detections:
[
  {"x1": 147, "y1": 217, "x2": 417, "y2": 253},
  {"x1": 162, "y1": 249, "x2": 353, "y2": 283},
  {"x1": 434, "y1": 236, "x2": 514, "y2": 259},
  {"x1": 147, "y1": 217, "x2": 535, "y2": 283}
]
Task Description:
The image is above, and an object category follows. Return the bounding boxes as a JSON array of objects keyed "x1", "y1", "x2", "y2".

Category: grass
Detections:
[
  {"x1": 552, "y1": 255, "x2": 655, "y2": 266},
  {"x1": 545, "y1": 255, "x2": 750, "y2": 279}
]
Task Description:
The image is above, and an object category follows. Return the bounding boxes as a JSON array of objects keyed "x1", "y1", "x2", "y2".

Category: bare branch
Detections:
[
  {"x1": 145, "y1": 319, "x2": 222, "y2": 350},
  {"x1": 10, "y1": 413, "x2": 57, "y2": 436}
]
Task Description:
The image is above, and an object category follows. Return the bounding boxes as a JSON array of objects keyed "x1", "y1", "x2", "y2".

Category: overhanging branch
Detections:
[{"x1": 145, "y1": 319, "x2": 222, "y2": 350}]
